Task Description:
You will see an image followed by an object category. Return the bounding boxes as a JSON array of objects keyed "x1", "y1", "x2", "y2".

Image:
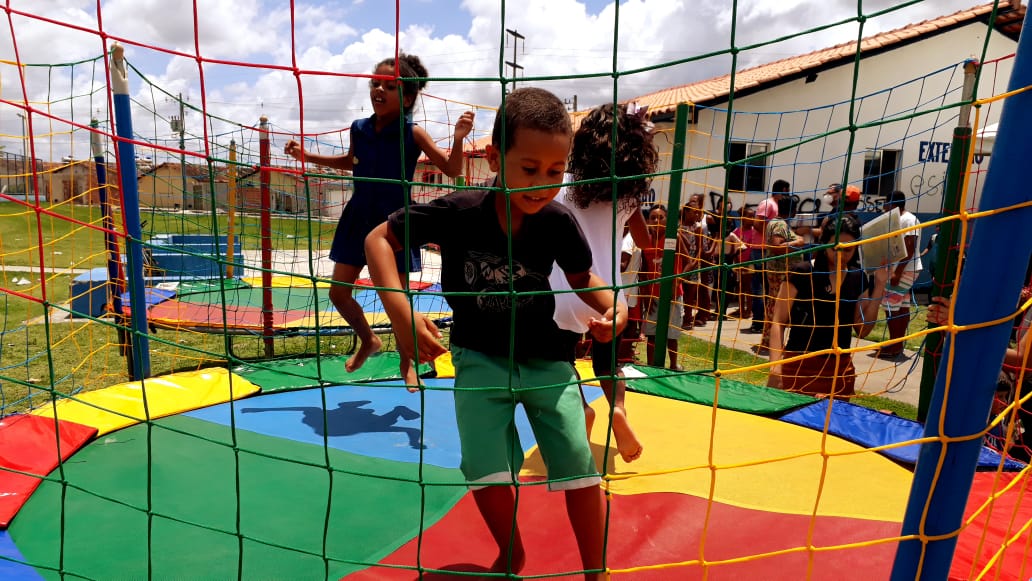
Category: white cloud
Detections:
[{"x1": 0, "y1": 0, "x2": 1002, "y2": 159}]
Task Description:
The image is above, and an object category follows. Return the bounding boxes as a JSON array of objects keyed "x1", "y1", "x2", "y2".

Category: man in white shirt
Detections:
[{"x1": 878, "y1": 190, "x2": 923, "y2": 360}]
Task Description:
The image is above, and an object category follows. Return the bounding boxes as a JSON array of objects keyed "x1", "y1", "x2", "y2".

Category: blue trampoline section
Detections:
[
  {"x1": 780, "y1": 400, "x2": 1027, "y2": 471},
  {"x1": 0, "y1": 531, "x2": 43, "y2": 580},
  {"x1": 185, "y1": 379, "x2": 605, "y2": 469},
  {"x1": 354, "y1": 287, "x2": 446, "y2": 314},
  {"x1": 119, "y1": 288, "x2": 176, "y2": 310}
]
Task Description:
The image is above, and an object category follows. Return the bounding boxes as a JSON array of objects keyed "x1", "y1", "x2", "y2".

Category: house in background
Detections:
[
  {"x1": 631, "y1": 1, "x2": 1024, "y2": 217},
  {"x1": 137, "y1": 162, "x2": 216, "y2": 210},
  {"x1": 48, "y1": 159, "x2": 121, "y2": 205}
]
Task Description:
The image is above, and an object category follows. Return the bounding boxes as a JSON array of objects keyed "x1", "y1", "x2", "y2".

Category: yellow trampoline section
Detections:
[
  {"x1": 30, "y1": 368, "x2": 260, "y2": 436},
  {"x1": 522, "y1": 390, "x2": 913, "y2": 523}
]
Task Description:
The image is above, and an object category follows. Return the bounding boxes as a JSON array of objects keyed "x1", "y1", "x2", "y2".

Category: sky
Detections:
[{"x1": 0, "y1": 0, "x2": 995, "y2": 161}]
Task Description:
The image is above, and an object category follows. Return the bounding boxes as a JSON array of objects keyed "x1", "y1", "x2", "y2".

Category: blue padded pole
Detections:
[
  {"x1": 108, "y1": 44, "x2": 151, "y2": 380},
  {"x1": 891, "y1": 23, "x2": 1032, "y2": 581}
]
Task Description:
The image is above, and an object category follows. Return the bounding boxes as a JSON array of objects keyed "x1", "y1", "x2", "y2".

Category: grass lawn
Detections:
[
  {"x1": 1, "y1": 205, "x2": 922, "y2": 421},
  {"x1": 0, "y1": 202, "x2": 336, "y2": 270},
  {"x1": 638, "y1": 333, "x2": 920, "y2": 420}
]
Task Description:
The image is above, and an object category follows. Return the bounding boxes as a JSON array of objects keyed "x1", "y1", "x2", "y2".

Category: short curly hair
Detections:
[
  {"x1": 491, "y1": 87, "x2": 572, "y2": 153},
  {"x1": 565, "y1": 103, "x2": 658, "y2": 214}
]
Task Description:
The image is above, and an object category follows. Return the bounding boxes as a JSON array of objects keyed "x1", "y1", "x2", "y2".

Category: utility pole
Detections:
[
  {"x1": 565, "y1": 95, "x2": 578, "y2": 112},
  {"x1": 169, "y1": 93, "x2": 187, "y2": 211},
  {"x1": 505, "y1": 28, "x2": 525, "y2": 91},
  {"x1": 16, "y1": 112, "x2": 28, "y2": 197}
]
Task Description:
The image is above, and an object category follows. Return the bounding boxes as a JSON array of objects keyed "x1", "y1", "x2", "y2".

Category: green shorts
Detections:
[{"x1": 451, "y1": 345, "x2": 601, "y2": 492}]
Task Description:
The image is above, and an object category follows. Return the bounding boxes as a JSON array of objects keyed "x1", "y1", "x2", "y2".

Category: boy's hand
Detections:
[
  {"x1": 587, "y1": 305, "x2": 627, "y2": 343},
  {"x1": 395, "y1": 314, "x2": 447, "y2": 392},
  {"x1": 454, "y1": 111, "x2": 475, "y2": 141},
  {"x1": 284, "y1": 140, "x2": 303, "y2": 161}
]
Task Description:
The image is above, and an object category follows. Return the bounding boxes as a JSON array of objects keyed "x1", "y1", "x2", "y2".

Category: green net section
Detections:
[{"x1": 1, "y1": 1, "x2": 1031, "y2": 580}]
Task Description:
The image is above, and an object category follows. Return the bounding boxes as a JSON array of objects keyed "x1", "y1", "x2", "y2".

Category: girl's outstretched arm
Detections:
[
  {"x1": 284, "y1": 140, "x2": 354, "y2": 172},
  {"x1": 413, "y1": 111, "x2": 475, "y2": 178}
]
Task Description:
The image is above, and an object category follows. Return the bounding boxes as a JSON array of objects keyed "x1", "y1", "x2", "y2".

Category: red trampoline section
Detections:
[
  {"x1": 347, "y1": 478, "x2": 902, "y2": 580},
  {"x1": 0, "y1": 414, "x2": 96, "y2": 528},
  {"x1": 951, "y1": 470, "x2": 1032, "y2": 581}
]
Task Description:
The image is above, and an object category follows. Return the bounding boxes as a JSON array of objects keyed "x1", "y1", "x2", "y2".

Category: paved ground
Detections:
[{"x1": 679, "y1": 312, "x2": 926, "y2": 407}]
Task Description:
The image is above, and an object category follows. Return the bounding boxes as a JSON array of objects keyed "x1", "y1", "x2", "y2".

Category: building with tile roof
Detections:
[{"x1": 627, "y1": 1, "x2": 1024, "y2": 219}]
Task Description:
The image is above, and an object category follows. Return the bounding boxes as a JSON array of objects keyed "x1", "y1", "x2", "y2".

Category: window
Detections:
[
  {"x1": 862, "y1": 149, "x2": 900, "y2": 200},
  {"x1": 727, "y1": 142, "x2": 770, "y2": 192}
]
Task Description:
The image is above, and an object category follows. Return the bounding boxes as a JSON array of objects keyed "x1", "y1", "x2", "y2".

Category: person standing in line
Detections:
[
  {"x1": 767, "y1": 214, "x2": 889, "y2": 399},
  {"x1": 876, "y1": 190, "x2": 923, "y2": 360}
]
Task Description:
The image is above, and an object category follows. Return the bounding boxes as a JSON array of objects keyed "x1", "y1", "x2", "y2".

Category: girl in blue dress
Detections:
[{"x1": 284, "y1": 53, "x2": 474, "y2": 373}]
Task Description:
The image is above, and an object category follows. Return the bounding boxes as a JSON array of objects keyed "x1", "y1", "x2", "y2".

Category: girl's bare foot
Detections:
[
  {"x1": 611, "y1": 407, "x2": 643, "y2": 463},
  {"x1": 346, "y1": 334, "x2": 383, "y2": 373}
]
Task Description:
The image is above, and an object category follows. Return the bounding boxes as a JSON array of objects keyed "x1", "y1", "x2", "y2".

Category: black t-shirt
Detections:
[
  {"x1": 387, "y1": 188, "x2": 593, "y2": 361},
  {"x1": 784, "y1": 260, "x2": 866, "y2": 353}
]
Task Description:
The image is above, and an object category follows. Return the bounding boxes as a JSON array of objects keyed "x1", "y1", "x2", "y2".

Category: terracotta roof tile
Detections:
[{"x1": 631, "y1": 2, "x2": 1021, "y2": 116}]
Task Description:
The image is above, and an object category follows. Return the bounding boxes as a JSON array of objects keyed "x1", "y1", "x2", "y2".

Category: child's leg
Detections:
[
  {"x1": 564, "y1": 485, "x2": 606, "y2": 580},
  {"x1": 676, "y1": 282, "x2": 693, "y2": 330},
  {"x1": 452, "y1": 346, "x2": 529, "y2": 572},
  {"x1": 599, "y1": 376, "x2": 643, "y2": 462},
  {"x1": 581, "y1": 385, "x2": 595, "y2": 441},
  {"x1": 667, "y1": 338, "x2": 680, "y2": 370},
  {"x1": 329, "y1": 263, "x2": 382, "y2": 372},
  {"x1": 592, "y1": 341, "x2": 642, "y2": 462},
  {"x1": 471, "y1": 485, "x2": 527, "y2": 574},
  {"x1": 681, "y1": 281, "x2": 698, "y2": 328},
  {"x1": 737, "y1": 268, "x2": 752, "y2": 318},
  {"x1": 883, "y1": 305, "x2": 910, "y2": 357}
]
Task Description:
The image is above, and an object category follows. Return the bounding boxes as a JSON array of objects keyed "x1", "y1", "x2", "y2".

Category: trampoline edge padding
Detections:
[{"x1": 28, "y1": 368, "x2": 261, "y2": 436}]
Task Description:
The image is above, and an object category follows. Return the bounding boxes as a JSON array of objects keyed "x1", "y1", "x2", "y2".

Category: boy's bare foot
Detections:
[
  {"x1": 402, "y1": 359, "x2": 421, "y2": 393},
  {"x1": 611, "y1": 407, "x2": 643, "y2": 463},
  {"x1": 346, "y1": 335, "x2": 382, "y2": 373},
  {"x1": 490, "y1": 544, "x2": 526, "y2": 576},
  {"x1": 583, "y1": 405, "x2": 596, "y2": 440}
]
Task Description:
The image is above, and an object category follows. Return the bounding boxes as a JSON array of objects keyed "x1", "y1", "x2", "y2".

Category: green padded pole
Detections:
[{"x1": 651, "y1": 103, "x2": 690, "y2": 367}]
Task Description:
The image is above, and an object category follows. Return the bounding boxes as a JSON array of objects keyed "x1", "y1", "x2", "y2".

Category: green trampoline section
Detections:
[
  {"x1": 9, "y1": 413, "x2": 466, "y2": 580},
  {"x1": 235, "y1": 352, "x2": 434, "y2": 392},
  {"x1": 623, "y1": 365, "x2": 816, "y2": 414}
]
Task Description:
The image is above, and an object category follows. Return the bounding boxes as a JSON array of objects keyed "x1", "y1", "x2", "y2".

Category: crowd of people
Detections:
[{"x1": 285, "y1": 50, "x2": 1027, "y2": 576}]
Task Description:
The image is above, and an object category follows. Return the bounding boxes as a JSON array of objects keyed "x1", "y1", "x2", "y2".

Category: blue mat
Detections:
[
  {"x1": 186, "y1": 379, "x2": 605, "y2": 470},
  {"x1": 119, "y1": 288, "x2": 176, "y2": 310},
  {"x1": 780, "y1": 400, "x2": 1027, "y2": 470},
  {"x1": 0, "y1": 531, "x2": 43, "y2": 580}
]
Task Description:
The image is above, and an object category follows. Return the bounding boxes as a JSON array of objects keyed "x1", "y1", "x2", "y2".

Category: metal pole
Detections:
[
  {"x1": 891, "y1": 31, "x2": 1032, "y2": 581},
  {"x1": 226, "y1": 140, "x2": 237, "y2": 279},
  {"x1": 16, "y1": 113, "x2": 28, "y2": 197},
  {"x1": 108, "y1": 43, "x2": 151, "y2": 379},
  {"x1": 91, "y1": 118, "x2": 132, "y2": 375},
  {"x1": 258, "y1": 116, "x2": 274, "y2": 358},
  {"x1": 179, "y1": 93, "x2": 187, "y2": 211},
  {"x1": 918, "y1": 60, "x2": 978, "y2": 421}
]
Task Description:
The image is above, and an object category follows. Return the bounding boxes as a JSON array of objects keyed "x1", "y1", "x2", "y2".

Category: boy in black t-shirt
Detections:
[{"x1": 366, "y1": 87, "x2": 623, "y2": 580}]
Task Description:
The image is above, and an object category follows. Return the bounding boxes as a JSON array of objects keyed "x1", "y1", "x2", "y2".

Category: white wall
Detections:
[{"x1": 647, "y1": 23, "x2": 1017, "y2": 217}]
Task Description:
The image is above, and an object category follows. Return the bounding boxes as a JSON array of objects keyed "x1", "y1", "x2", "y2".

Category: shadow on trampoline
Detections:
[{"x1": 241, "y1": 399, "x2": 426, "y2": 449}]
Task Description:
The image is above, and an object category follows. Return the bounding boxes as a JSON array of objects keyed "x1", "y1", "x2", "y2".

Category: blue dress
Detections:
[{"x1": 329, "y1": 115, "x2": 422, "y2": 272}]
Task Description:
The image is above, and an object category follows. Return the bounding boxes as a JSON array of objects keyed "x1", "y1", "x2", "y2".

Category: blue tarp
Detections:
[
  {"x1": 779, "y1": 399, "x2": 1026, "y2": 471},
  {"x1": 119, "y1": 288, "x2": 176, "y2": 310}
]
